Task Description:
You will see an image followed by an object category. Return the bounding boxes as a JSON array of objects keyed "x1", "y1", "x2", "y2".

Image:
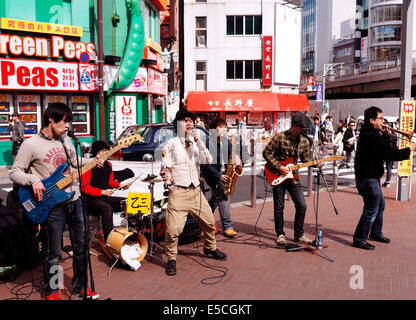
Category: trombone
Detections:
[{"x1": 382, "y1": 124, "x2": 415, "y2": 143}]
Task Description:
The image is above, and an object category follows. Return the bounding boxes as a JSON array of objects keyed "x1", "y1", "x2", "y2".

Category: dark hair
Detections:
[
  {"x1": 364, "y1": 106, "x2": 382, "y2": 125},
  {"x1": 313, "y1": 117, "x2": 319, "y2": 121},
  {"x1": 42, "y1": 102, "x2": 73, "y2": 128},
  {"x1": 91, "y1": 140, "x2": 110, "y2": 157},
  {"x1": 210, "y1": 117, "x2": 227, "y2": 129}
]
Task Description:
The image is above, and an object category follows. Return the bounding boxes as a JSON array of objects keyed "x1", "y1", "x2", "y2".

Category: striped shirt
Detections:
[{"x1": 262, "y1": 129, "x2": 311, "y2": 184}]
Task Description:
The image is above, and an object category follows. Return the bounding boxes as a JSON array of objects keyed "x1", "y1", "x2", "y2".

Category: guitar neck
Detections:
[
  {"x1": 292, "y1": 157, "x2": 335, "y2": 171},
  {"x1": 56, "y1": 145, "x2": 121, "y2": 190}
]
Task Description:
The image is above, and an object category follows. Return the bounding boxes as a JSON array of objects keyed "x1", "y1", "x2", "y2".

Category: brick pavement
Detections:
[{"x1": 1, "y1": 179, "x2": 416, "y2": 300}]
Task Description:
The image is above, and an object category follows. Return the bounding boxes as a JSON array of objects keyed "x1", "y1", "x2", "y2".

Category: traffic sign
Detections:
[{"x1": 79, "y1": 51, "x2": 90, "y2": 64}]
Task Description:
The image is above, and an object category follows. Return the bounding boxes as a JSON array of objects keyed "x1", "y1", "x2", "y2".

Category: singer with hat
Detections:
[
  {"x1": 9, "y1": 102, "x2": 103, "y2": 300},
  {"x1": 160, "y1": 108, "x2": 228, "y2": 276},
  {"x1": 262, "y1": 112, "x2": 314, "y2": 247}
]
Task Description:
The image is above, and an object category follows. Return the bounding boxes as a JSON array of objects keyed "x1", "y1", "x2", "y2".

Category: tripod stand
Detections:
[
  {"x1": 141, "y1": 174, "x2": 164, "y2": 264},
  {"x1": 286, "y1": 141, "x2": 338, "y2": 262}
]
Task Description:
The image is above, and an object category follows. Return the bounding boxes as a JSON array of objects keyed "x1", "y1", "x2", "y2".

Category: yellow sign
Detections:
[
  {"x1": 145, "y1": 37, "x2": 162, "y2": 53},
  {"x1": 398, "y1": 100, "x2": 415, "y2": 177},
  {"x1": 127, "y1": 192, "x2": 152, "y2": 215},
  {"x1": 0, "y1": 17, "x2": 82, "y2": 37}
]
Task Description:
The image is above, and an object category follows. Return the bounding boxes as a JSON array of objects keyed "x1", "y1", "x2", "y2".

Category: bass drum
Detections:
[{"x1": 106, "y1": 227, "x2": 148, "y2": 263}]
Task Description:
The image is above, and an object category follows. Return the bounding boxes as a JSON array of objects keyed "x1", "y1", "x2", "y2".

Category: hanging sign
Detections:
[
  {"x1": 263, "y1": 36, "x2": 273, "y2": 86},
  {"x1": 398, "y1": 100, "x2": 415, "y2": 177}
]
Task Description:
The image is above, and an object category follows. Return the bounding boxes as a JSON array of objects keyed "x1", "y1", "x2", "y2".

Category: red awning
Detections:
[{"x1": 186, "y1": 91, "x2": 311, "y2": 112}]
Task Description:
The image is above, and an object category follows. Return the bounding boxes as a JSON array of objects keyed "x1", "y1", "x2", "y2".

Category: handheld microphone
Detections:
[
  {"x1": 185, "y1": 128, "x2": 194, "y2": 145},
  {"x1": 67, "y1": 130, "x2": 80, "y2": 145}
]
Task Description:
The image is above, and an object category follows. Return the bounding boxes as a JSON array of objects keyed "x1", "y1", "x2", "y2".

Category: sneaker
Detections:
[
  {"x1": 203, "y1": 248, "x2": 227, "y2": 261},
  {"x1": 166, "y1": 260, "x2": 176, "y2": 276},
  {"x1": 275, "y1": 234, "x2": 286, "y2": 246},
  {"x1": 46, "y1": 292, "x2": 62, "y2": 300},
  {"x1": 76, "y1": 288, "x2": 100, "y2": 300},
  {"x1": 383, "y1": 182, "x2": 390, "y2": 188},
  {"x1": 223, "y1": 228, "x2": 238, "y2": 238},
  {"x1": 295, "y1": 235, "x2": 313, "y2": 245}
]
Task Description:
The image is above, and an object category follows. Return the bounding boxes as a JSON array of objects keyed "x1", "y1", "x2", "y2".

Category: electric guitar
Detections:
[
  {"x1": 19, "y1": 134, "x2": 141, "y2": 224},
  {"x1": 264, "y1": 155, "x2": 344, "y2": 186}
]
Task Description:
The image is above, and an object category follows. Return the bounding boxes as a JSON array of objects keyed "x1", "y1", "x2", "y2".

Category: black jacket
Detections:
[
  {"x1": 342, "y1": 128, "x2": 356, "y2": 152},
  {"x1": 354, "y1": 124, "x2": 410, "y2": 181}
]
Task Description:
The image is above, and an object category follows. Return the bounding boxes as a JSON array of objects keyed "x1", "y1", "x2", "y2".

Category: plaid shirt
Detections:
[{"x1": 262, "y1": 129, "x2": 311, "y2": 184}]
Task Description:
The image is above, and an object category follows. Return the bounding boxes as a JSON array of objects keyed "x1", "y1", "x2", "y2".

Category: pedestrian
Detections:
[
  {"x1": 160, "y1": 109, "x2": 227, "y2": 276},
  {"x1": 262, "y1": 112, "x2": 317, "y2": 247},
  {"x1": 9, "y1": 102, "x2": 104, "y2": 300},
  {"x1": 341, "y1": 120, "x2": 357, "y2": 169},
  {"x1": 201, "y1": 118, "x2": 239, "y2": 238},
  {"x1": 9, "y1": 112, "x2": 25, "y2": 159},
  {"x1": 195, "y1": 116, "x2": 205, "y2": 129},
  {"x1": 333, "y1": 122, "x2": 347, "y2": 156},
  {"x1": 352, "y1": 106, "x2": 416, "y2": 250},
  {"x1": 310, "y1": 116, "x2": 323, "y2": 151},
  {"x1": 345, "y1": 113, "x2": 352, "y2": 126},
  {"x1": 319, "y1": 137, "x2": 330, "y2": 157}
]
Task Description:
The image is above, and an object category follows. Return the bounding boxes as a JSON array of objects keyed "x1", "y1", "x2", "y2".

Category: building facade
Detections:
[
  {"x1": 0, "y1": 0, "x2": 168, "y2": 165},
  {"x1": 183, "y1": 0, "x2": 310, "y2": 130}
]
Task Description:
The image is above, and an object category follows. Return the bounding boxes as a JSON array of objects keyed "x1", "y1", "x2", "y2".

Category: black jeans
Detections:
[
  {"x1": 86, "y1": 196, "x2": 124, "y2": 242},
  {"x1": 42, "y1": 199, "x2": 86, "y2": 296},
  {"x1": 272, "y1": 182, "x2": 307, "y2": 240}
]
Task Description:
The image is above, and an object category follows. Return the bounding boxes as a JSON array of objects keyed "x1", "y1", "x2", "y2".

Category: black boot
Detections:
[
  {"x1": 166, "y1": 260, "x2": 176, "y2": 276},
  {"x1": 203, "y1": 248, "x2": 227, "y2": 261}
]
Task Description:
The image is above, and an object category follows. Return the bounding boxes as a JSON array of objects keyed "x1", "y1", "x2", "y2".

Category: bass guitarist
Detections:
[
  {"x1": 9, "y1": 102, "x2": 103, "y2": 300},
  {"x1": 262, "y1": 112, "x2": 314, "y2": 247}
]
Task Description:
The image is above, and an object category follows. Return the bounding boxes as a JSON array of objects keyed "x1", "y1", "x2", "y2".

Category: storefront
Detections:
[
  {"x1": 186, "y1": 91, "x2": 311, "y2": 131},
  {"x1": 0, "y1": 18, "x2": 97, "y2": 165}
]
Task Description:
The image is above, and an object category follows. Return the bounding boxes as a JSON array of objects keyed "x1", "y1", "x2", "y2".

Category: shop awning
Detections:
[{"x1": 186, "y1": 91, "x2": 311, "y2": 112}]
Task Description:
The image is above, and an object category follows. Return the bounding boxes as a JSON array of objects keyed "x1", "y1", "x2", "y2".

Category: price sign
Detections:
[{"x1": 127, "y1": 192, "x2": 151, "y2": 215}]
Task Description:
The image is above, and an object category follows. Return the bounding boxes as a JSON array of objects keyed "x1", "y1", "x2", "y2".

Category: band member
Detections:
[
  {"x1": 9, "y1": 102, "x2": 103, "y2": 300},
  {"x1": 262, "y1": 112, "x2": 313, "y2": 247},
  {"x1": 352, "y1": 106, "x2": 416, "y2": 250},
  {"x1": 161, "y1": 109, "x2": 227, "y2": 276},
  {"x1": 81, "y1": 140, "x2": 133, "y2": 242},
  {"x1": 9, "y1": 112, "x2": 25, "y2": 159},
  {"x1": 201, "y1": 118, "x2": 238, "y2": 238}
]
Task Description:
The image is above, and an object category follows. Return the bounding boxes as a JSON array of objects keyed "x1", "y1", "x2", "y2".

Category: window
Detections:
[
  {"x1": 226, "y1": 16, "x2": 262, "y2": 35},
  {"x1": 196, "y1": 17, "x2": 207, "y2": 47},
  {"x1": 195, "y1": 61, "x2": 207, "y2": 91},
  {"x1": 195, "y1": 0, "x2": 207, "y2": 2},
  {"x1": 226, "y1": 60, "x2": 262, "y2": 79}
]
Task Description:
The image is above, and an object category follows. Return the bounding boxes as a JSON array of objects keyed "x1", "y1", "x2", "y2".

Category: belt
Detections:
[{"x1": 178, "y1": 183, "x2": 197, "y2": 189}]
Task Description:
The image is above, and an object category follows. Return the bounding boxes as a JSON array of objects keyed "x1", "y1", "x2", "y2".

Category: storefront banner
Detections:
[
  {"x1": 263, "y1": 36, "x2": 273, "y2": 86},
  {"x1": 0, "y1": 18, "x2": 83, "y2": 37},
  {"x1": 148, "y1": 68, "x2": 168, "y2": 96},
  {"x1": 79, "y1": 64, "x2": 150, "y2": 93},
  {"x1": 0, "y1": 58, "x2": 79, "y2": 91},
  {"x1": 398, "y1": 100, "x2": 415, "y2": 177},
  {"x1": 115, "y1": 95, "x2": 137, "y2": 138}
]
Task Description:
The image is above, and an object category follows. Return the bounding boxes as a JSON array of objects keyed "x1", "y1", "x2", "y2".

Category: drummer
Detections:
[{"x1": 81, "y1": 140, "x2": 133, "y2": 242}]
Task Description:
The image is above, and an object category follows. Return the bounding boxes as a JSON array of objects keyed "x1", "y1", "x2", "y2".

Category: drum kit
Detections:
[{"x1": 104, "y1": 173, "x2": 165, "y2": 276}]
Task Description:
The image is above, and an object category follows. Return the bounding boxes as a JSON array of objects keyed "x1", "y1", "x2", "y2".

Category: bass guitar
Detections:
[
  {"x1": 19, "y1": 134, "x2": 141, "y2": 224},
  {"x1": 264, "y1": 155, "x2": 344, "y2": 186}
]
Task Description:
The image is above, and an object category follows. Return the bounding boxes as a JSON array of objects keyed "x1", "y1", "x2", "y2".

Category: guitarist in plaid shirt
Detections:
[{"x1": 263, "y1": 112, "x2": 314, "y2": 247}]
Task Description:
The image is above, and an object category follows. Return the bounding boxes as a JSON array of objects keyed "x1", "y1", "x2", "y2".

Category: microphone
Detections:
[
  {"x1": 185, "y1": 129, "x2": 194, "y2": 145},
  {"x1": 67, "y1": 130, "x2": 80, "y2": 145}
]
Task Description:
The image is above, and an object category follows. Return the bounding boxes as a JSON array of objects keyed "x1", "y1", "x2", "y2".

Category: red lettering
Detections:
[
  {"x1": 32, "y1": 67, "x2": 45, "y2": 86},
  {"x1": 16, "y1": 66, "x2": 31, "y2": 86},
  {"x1": 46, "y1": 68, "x2": 58, "y2": 87},
  {"x1": 1, "y1": 61, "x2": 15, "y2": 85}
]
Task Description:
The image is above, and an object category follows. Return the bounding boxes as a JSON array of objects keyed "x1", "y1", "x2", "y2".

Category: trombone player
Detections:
[{"x1": 352, "y1": 106, "x2": 416, "y2": 250}]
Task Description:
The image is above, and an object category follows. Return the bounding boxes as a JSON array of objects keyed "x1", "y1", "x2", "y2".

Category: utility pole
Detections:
[
  {"x1": 97, "y1": 0, "x2": 106, "y2": 140},
  {"x1": 397, "y1": 0, "x2": 414, "y2": 201}
]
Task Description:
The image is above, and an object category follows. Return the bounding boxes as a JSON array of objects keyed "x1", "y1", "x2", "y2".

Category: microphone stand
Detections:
[
  {"x1": 72, "y1": 137, "x2": 95, "y2": 300},
  {"x1": 286, "y1": 136, "x2": 338, "y2": 262}
]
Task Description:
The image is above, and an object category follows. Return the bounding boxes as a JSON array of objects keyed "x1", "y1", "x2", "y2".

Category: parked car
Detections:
[{"x1": 113, "y1": 123, "x2": 209, "y2": 161}]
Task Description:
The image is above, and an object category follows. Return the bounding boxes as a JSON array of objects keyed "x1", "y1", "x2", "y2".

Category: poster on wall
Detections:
[
  {"x1": 398, "y1": 100, "x2": 415, "y2": 177},
  {"x1": 115, "y1": 95, "x2": 137, "y2": 138}
]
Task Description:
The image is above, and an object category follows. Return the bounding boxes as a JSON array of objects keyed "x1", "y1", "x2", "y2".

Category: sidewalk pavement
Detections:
[{"x1": 1, "y1": 173, "x2": 416, "y2": 300}]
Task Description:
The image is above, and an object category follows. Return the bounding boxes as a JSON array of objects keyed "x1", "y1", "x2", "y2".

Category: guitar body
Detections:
[
  {"x1": 19, "y1": 163, "x2": 76, "y2": 224},
  {"x1": 264, "y1": 157, "x2": 298, "y2": 186}
]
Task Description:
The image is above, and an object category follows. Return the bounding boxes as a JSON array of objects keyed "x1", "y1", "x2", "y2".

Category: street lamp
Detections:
[
  {"x1": 160, "y1": 48, "x2": 179, "y2": 72},
  {"x1": 322, "y1": 63, "x2": 344, "y2": 114}
]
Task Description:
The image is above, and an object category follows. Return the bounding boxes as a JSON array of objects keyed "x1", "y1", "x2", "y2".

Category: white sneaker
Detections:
[{"x1": 275, "y1": 234, "x2": 286, "y2": 246}]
